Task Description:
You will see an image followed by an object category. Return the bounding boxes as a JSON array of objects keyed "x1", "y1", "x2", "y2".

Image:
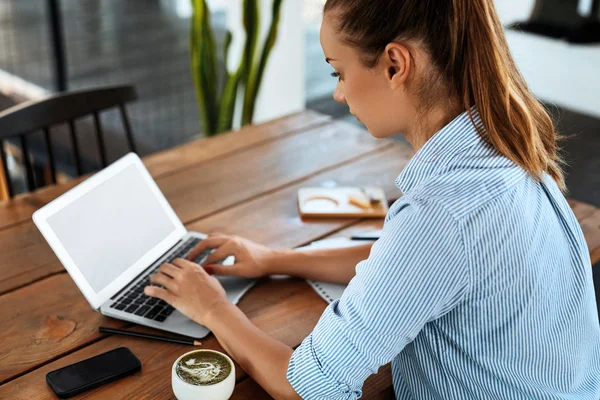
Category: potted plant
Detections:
[{"x1": 190, "y1": 0, "x2": 284, "y2": 136}]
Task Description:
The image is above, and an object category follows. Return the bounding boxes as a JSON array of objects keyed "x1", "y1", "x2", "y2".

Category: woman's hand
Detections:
[
  {"x1": 186, "y1": 234, "x2": 277, "y2": 279},
  {"x1": 144, "y1": 258, "x2": 228, "y2": 327}
]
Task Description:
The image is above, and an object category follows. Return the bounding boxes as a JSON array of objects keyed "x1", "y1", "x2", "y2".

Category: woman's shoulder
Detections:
[
  {"x1": 392, "y1": 166, "x2": 529, "y2": 224},
  {"x1": 383, "y1": 195, "x2": 461, "y2": 238}
]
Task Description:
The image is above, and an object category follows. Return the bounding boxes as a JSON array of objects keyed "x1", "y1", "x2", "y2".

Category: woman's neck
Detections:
[{"x1": 403, "y1": 103, "x2": 464, "y2": 152}]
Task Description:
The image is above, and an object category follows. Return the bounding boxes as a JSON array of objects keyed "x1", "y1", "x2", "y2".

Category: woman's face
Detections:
[{"x1": 319, "y1": 15, "x2": 415, "y2": 139}]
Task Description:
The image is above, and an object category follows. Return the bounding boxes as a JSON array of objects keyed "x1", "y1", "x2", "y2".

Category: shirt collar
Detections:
[{"x1": 395, "y1": 107, "x2": 485, "y2": 194}]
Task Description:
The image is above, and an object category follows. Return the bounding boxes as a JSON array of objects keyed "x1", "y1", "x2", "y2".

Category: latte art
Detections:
[
  {"x1": 176, "y1": 352, "x2": 232, "y2": 386},
  {"x1": 180, "y1": 359, "x2": 221, "y2": 382}
]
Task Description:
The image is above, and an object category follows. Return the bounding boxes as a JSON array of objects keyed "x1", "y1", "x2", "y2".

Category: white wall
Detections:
[
  {"x1": 253, "y1": 0, "x2": 305, "y2": 124},
  {"x1": 495, "y1": 0, "x2": 600, "y2": 118},
  {"x1": 495, "y1": 0, "x2": 535, "y2": 25}
]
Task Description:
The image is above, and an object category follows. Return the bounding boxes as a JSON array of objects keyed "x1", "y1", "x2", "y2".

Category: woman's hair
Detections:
[{"x1": 324, "y1": 0, "x2": 566, "y2": 191}]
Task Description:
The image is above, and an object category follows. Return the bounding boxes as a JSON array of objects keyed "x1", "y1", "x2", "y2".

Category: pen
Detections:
[
  {"x1": 350, "y1": 236, "x2": 380, "y2": 241},
  {"x1": 99, "y1": 326, "x2": 202, "y2": 346}
]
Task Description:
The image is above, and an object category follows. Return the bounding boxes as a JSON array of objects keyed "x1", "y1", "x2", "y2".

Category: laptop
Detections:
[{"x1": 33, "y1": 152, "x2": 257, "y2": 338}]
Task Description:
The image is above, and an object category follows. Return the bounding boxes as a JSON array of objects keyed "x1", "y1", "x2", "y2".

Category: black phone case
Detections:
[{"x1": 46, "y1": 347, "x2": 141, "y2": 398}]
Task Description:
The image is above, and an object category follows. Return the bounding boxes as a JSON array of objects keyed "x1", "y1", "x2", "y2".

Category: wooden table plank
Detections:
[
  {"x1": 0, "y1": 146, "x2": 408, "y2": 384},
  {"x1": 0, "y1": 198, "x2": 40, "y2": 231},
  {"x1": 232, "y1": 363, "x2": 393, "y2": 400},
  {"x1": 186, "y1": 145, "x2": 410, "y2": 249},
  {"x1": 156, "y1": 121, "x2": 389, "y2": 225},
  {"x1": 0, "y1": 222, "x2": 61, "y2": 295},
  {"x1": 0, "y1": 120, "x2": 387, "y2": 295},
  {"x1": 0, "y1": 222, "x2": 384, "y2": 399},
  {"x1": 0, "y1": 274, "x2": 126, "y2": 385},
  {"x1": 580, "y1": 208, "x2": 600, "y2": 264},
  {"x1": 143, "y1": 110, "x2": 331, "y2": 178},
  {"x1": 369, "y1": 385, "x2": 397, "y2": 400},
  {"x1": 230, "y1": 378, "x2": 272, "y2": 399},
  {"x1": 0, "y1": 111, "x2": 331, "y2": 231},
  {"x1": 567, "y1": 198, "x2": 598, "y2": 222},
  {"x1": 0, "y1": 276, "x2": 325, "y2": 398}
]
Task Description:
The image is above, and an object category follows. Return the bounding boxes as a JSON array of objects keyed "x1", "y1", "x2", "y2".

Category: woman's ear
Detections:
[{"x1": 382, "y1": 42, "x2": 411, "y2": 90}]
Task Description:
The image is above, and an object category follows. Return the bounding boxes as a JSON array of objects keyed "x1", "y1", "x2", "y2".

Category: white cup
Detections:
[{"x1": 172, "y1": 349, "x2": 235, "y2": 400}]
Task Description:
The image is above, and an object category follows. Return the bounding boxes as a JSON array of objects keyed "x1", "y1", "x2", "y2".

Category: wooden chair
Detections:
[{"x1": 0, "y1": 85, "x2": 137, "y2": 200}]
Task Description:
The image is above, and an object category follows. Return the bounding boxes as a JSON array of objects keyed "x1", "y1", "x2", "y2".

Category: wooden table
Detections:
[{"x1": 0, "y1": 111, "x2": 599, "y2": 399}]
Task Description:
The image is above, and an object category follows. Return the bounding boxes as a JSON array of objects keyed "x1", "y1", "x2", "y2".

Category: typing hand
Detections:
[
  {"x1": 145, "y1": 258, "x2": 227, "y2": 327},
  {"x1": 186, "y1": 234, "x2": 275, "y2": 279}
]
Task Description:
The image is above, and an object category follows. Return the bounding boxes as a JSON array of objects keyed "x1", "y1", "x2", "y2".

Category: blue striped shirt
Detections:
[{"x1": 287, "y1": 109, "x2": 600, "y2": 399}]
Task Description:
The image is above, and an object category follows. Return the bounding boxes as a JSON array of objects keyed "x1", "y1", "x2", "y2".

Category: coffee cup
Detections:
[{"x1": 172, "y1": 349, "x2": 235, "y2": 400}]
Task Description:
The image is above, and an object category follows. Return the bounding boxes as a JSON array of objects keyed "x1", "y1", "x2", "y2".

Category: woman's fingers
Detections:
[
  {"x1": 144, "y1": 285, "x2": 176, "y2": 305},
  {"x1": 172, "y1": 257, "x2": 204, "y2": 271},
  {"x1": 149, "y1": 270, "x2": 179, "y2": 293},
  {"x1": 158, "y1": 262, "x2": 182, "y2": 278},
  {"x1": 187, "y1": 235, "x2": 229, "y2": 261},
  {"x1": 203, "y1": 263, "x2": 237, "y2": 276},
  {"x1": 203, "y1": 243, "x2": 235, "y2": 266}
]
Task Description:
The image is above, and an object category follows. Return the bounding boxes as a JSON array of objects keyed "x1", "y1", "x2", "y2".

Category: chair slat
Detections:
[
  {"x1": 19, "y1": 135, "x2": 35, "y2": 192},
  {"x1": 43, "y1": 128, "x2": 57, "y2": 184},
  {"x1": 0, "y1": 85, "x2": 137, "y2": 138},
  {"x1": 93, "y1": 112, "x2": 107, "y2": 167},
  {"x1": 119, "y1": 105, "x2": 136, "y2": 153},
  {"x1": 0, "y1": 85, "x2": 137, "y2": 198},
  {"x1": 0, "y1": 140, "x2": 13, "y2": 198},
  {"x1": 68, "y1": 120, "x2": 83, "y2": 176}
]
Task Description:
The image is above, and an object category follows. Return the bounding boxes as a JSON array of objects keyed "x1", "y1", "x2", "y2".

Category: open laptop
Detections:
[{"x1": 33, "y1": 152, "x2": 257, "y2": 338}]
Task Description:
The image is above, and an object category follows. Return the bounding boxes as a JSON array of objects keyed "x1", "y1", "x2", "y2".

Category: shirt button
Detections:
[{"x1": 336, "y1": 381, "x2": 351, "y2": 393}]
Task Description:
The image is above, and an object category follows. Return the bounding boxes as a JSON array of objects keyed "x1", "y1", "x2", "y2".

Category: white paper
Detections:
[{"x1": 351, "y1": 229, "x2": 383, "y2": 239}]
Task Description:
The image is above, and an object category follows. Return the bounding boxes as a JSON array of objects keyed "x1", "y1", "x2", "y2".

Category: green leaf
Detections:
[
  {"x1": 190, "y1": 0, "x2": 219, "y2": 135},
  {"x1": 238, "y1": 0, "x2": 260, "y2": 127},
  {"x1": 216, "y1": 30, "x2": 237, "y2": 133},
  {"x1": 223, "y1": 30, "x2": 233, "y2": 81},
  {"x1": 242, "y1": 0, "x2": 284, "y2": 125},
  {"x1": 191, "y1": 0, "x2": 285, "y2": 135},
  {"x1": 241, "y1": 0, "x2": 260, "y2": 86},
  {"x1": 217, "y1": 68, "x2": 242, "y2": 133}
]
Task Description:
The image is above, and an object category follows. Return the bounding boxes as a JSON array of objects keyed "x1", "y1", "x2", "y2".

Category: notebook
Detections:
[{"x1": 299, "y1": 233, "x2": 380, "y2": 304}]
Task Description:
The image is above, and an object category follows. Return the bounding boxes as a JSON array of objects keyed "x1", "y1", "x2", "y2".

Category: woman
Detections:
[{"x1": 146, "y1": 0, "x2": 600, "y2": 398}]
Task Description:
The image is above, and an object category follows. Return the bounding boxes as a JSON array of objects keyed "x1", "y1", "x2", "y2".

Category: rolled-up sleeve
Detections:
[{"x1": 287, "y1": 200, "x2": 471, "y2": 399}]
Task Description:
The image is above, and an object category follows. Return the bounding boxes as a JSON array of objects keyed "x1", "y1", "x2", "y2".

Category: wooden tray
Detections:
[{"x1": 298, "y1": 187, "x2": 388, "y2": 218}]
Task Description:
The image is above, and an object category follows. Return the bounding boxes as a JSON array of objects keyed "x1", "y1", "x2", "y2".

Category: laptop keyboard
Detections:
[{"x1": 109, "y1": 236, "x2": 214, "y2": 323}]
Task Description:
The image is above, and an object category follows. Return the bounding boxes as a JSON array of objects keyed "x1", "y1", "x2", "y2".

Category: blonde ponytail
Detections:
[
  {"x1": 455, "y1": 0, "x2": 566, "y2": 190},
  {"x1": 325, "y1": 0, "x2": 566, "y2": 191}
]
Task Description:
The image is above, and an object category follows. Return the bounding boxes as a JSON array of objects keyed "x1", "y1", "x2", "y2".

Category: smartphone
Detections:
[{"x1": 46, "y1": 347, "x2": 141, "y2": 398}]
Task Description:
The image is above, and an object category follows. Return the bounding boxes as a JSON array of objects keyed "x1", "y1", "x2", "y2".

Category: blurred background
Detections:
[{"x1": 0, "y1": 0, "x2": 598, "y2": 204}]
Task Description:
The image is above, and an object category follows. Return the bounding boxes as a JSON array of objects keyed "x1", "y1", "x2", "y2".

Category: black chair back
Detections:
[{"x1": 0, "y1": 85, "x2": 137, "y2": 198}]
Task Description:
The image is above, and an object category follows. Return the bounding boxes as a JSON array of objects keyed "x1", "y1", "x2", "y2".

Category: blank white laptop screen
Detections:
[{"x1": 46, "y1": 164, "x2": 177, "y2": 293}]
